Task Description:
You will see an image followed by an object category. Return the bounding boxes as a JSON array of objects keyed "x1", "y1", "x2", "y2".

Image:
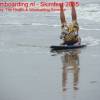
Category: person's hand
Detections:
[{"x1": 60, "y1": 35, "x2": 63, "y2": 39}]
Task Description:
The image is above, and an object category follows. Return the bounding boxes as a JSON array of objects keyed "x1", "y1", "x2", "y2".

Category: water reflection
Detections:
[{"x1": 61, "y1": 49, "x2": 80, "y2": 95}]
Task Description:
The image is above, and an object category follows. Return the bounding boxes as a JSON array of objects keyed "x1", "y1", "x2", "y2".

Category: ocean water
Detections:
[{"x1": 0, "y1": 0, "x2": 100, "y2": 100}]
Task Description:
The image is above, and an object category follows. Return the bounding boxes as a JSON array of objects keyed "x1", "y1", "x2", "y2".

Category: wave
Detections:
[
  {"x1": 78, "y1": 3, "x2": 100, "y2": 22},
  {"x1": 80, "y1": 27, "x2": 100, "y2": 31},
  {"x1": 0, "y1": 23, "x2": 60, "y2": 27},
  {"x1": 82, "y1": 36, "x2": 100, "y2": 46},
  {"x1": 17, "y1": 43, "x2": 49, "y2": 48},
  {"x1": 52, "y1": 3, "x2": 100, "y2": 23},
  {"x1": 0, "y1": 22, "x2": 46, "y2": 26},
  {"x1": 0, "y1": 23, "x2": 99, "y2": 32},
  {"x1": 0, "y1": 3, "x2": 100, "y2": 29}
]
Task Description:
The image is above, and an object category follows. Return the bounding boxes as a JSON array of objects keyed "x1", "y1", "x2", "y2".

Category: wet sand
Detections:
[{"x1": 0, "y1": 1, "x2": 100, "y2": 100}]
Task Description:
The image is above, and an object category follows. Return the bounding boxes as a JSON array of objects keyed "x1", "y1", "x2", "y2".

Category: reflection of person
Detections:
[
  {"x1": 61, "y1": 50, "x2": 80, "y2": 93},
  {"x1": 60, "y1": 2, "x2": 81, "y2": 45}
]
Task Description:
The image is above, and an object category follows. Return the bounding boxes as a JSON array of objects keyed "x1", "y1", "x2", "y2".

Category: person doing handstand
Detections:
[{"x1": 60, "y1": 2, "x2": 81, "y2": 45}]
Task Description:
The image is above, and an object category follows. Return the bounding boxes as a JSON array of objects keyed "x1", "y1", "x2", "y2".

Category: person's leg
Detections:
[
  {"x1": 71, "y1": 2, "x2": 77, "y2": 21},
  {"x1": 60, "y1": 4, "x2": 68, "y2": 45},
  {"x1": 71, "y1": 1, "x2": 79, "y2": 33},
  {"x1": 60, "y1": 4, "x2": 67, "y2": 27}
]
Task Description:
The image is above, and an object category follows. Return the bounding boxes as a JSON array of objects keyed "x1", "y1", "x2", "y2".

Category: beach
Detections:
[{"x1": 0, "y1": 0, "x2": 100, "y2": 100}]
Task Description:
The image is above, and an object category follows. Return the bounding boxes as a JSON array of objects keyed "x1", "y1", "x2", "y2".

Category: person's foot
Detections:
[
  {"x1": 59, "y1": 3, "x2": 65, "y2": 10},
  {"x1": 70, "y1": 1, "x2": 75, "y2": 7}
]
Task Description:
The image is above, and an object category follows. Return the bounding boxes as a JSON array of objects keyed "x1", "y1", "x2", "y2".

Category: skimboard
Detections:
[{"x1": 50, "y1": 44, "x2": 86, "y2": 50}]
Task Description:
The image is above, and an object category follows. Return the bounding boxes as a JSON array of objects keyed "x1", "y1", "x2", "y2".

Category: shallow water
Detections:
[{"x1": 0, "y1": 0, "x2": 100, "y2": 100}]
